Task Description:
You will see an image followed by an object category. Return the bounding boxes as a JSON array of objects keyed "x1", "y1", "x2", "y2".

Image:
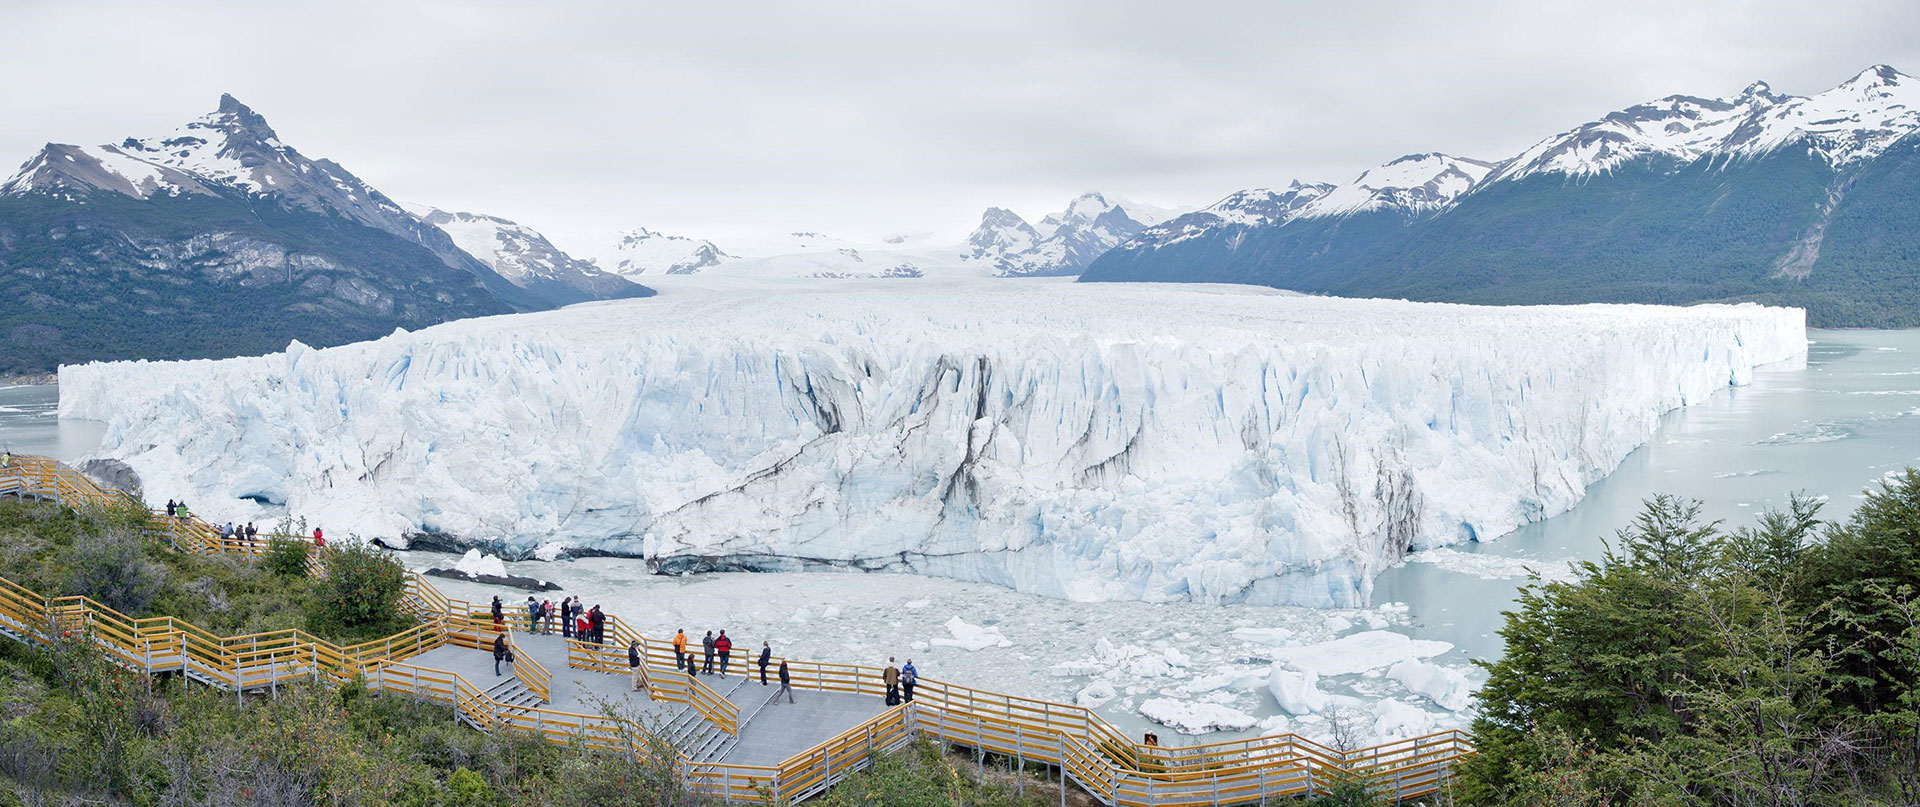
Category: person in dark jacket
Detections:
[
  {"x1": 715, "y1": 630, "x2": 733, "y2": 675},
  {"x1": 776, "y1": 660, "x2": 795, "y2": 704},
  {"x1": 902, "y1": 659, "x2": 918, "y2": 703},
  {"x1": 883, "y1": 657, "x2": 901, "y2": 706},
  {"x1": 490, "y1": 596, "x2": 503, "y2": 625},
  {"x1": 628, "y1": 641, "x2": 647, "y2": 691},
  {"x1": 560, "y1": 596, "x2": 574, "y2": 639},
  {"x1": 588, "y1": 605, "x2": 604, "y2": 643},
  {"x1": 525, "y1": 596, "x2": 540, "y2": 633},
  {"x1": 757, "y1": 641, "x2": 773, "y2": 685},
  {"x1": 701, "y1": 631, "x2": 716, "y2": 674},
  {"x1": 165, "y1": 500, "x2": 176, "y2": 517},
  {"x1": 493, "y1": 633, "x2": 512, "y2": 677}
]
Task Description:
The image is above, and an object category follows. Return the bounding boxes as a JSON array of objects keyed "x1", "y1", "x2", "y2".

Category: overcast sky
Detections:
[{"x1": 6, "y1": 0, "x2": 1919, "y2": 256}]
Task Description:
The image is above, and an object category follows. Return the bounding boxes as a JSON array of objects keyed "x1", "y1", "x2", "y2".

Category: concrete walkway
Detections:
[{"x1": 406, "y1": 631, "x2": 886, "y2": 763}]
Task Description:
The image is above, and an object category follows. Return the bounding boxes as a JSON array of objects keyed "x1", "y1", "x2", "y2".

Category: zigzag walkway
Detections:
[{"x1": 0, "y1": 454, "x2": 1470, "y2": 804}]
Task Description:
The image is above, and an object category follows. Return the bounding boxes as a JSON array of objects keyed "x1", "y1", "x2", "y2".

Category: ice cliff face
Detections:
[{"x1": 59, "y1": 284, "x2": 1806, "y2": 606}]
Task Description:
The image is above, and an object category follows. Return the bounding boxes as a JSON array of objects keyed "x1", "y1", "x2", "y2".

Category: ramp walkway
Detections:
[{"x1": 0, "y1": 454, "x2": 1471, "y2": 804}]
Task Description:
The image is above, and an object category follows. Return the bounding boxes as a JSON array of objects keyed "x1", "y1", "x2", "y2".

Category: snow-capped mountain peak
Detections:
[
  {"x1": 1297, "y1": 153, "x2": 1497, "y2": 218},
  {"x1": 1108, "y1": 181, "x2": 1336, "y2": 253},
  {"x1": 600, "y1": 227, "x2": 732, "y2": 276},
  {"x1": 411, "y1": 204, "x2": 648, "y2": 302},
  {"x1": 966, "y1": 207, "x2": 1042, "y2": 259},
  {"x1": 1492, "y1": 65, "x2": 1920, "y2": 183}
]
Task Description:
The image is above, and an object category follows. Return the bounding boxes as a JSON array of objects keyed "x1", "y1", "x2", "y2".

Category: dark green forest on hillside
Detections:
[
  {"x1": 1082, "y1": 142, "x2": 1920, "y2": 328},
  {"x1": 0, "y1": 191, "x2": 511, "y2": 375}
]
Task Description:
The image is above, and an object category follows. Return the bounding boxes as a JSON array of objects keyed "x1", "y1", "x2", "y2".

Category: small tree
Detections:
[
  {"x1": 264, "y1": 537, "x2": 312, "y2": 578},
  {"x1": 307, "y1": 541, "x2": 410, "y2": 642}
]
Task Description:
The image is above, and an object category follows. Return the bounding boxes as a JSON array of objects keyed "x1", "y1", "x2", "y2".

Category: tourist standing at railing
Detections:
[
  {"x1": 901, "y1": 659, "x2": 918, "y2": 703},
  {"x1": 493, "y1": 632, "x2": 514, "y2": 676},
  {"x1": 701, "y1": 630, "x2": 716, "y2": 674},
  {"x1": 575, "y1": 610, "x2": 591, "y2": 642},
  {"x1": 673, "y1": 629, "x2": 689, "y2": 670},
  {"x1": 165, "y1": 499, "x2": 176, "y2": 517},
  {"x1": 715, "y1": 630, "x2": 733, "y2": 675},
  {"x1": 757, "y1": 641, "x2": 772, "y2": 685},
  {"x1": 245, "y1": 522, "x2": 258, "y2": 548},
  {"x1": 628, "y1": 640, "x2": 647, "y2": 691},
  {"x1": 312, "y1": 526, "x2": 324, "y2": 547},
  {"x1": 883, "y1": 657, "x2": 901, "y2": 705},
  {"x1": 775, "y1": 660, "x2": 795, "y2": 704},
  {"x1": 177, "y1": 501, "x2": 189, "y2": 518},
  {"x1": 490, "y1": 595, "x2": 503, "y2": 626},
  {"x1": 559, "y1": 596, "x2": 573, "y2": 638},
  {"x1": 589, "y1": 605, "x2": 606, "y2": 643},
  {"x1": 524, "y1": 596, "x2": 540, "y2": 633},
  {"x1": 539, "y1": 598, "x2": 553, "y2": 634}
]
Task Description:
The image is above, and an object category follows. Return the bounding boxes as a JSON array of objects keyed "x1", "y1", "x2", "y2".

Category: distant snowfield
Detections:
[{"x1": 61, "y1": 279, "x2": 1806, "y2": 611}]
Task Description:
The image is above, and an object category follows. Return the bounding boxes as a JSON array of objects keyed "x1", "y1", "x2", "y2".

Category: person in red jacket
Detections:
[
  {"x1": 312, "y1": 527, "x2": 325, "y2": 547},
  {"x1": 714, "y1": 630, "x2": 733, "y2": 675}
]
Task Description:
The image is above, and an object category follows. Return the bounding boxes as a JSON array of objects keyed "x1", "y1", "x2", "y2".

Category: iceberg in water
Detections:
[{"x1": 57, "y1": 282, "x2": 1806, "y2": 607}]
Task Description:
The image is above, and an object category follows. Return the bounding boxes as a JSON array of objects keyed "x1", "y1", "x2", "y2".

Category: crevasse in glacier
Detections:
[{"x1": 58, "y1": 281, "x2": 1807, "y2": 607}]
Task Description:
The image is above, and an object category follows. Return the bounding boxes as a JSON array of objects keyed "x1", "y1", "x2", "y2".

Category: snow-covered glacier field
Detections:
[{"x1": 61, "y1": 280, "x2": 1806, "y2": 608}]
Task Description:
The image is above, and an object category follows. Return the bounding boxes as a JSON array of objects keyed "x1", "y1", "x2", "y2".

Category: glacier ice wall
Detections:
[{"x1": 59, "y1": 282, "x2": 1807, "y2": 606}]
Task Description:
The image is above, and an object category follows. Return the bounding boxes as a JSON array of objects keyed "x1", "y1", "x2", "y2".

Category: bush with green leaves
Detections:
[
  {"x1": 307, "y1": 541, "x2": 413, "y2": 643},
  {"x1": 1462, "y1": 474, "x2": 1920, "y2": 806},
  {"x1": 265, "y1": 537, "x2": 312, "y2": 578}
]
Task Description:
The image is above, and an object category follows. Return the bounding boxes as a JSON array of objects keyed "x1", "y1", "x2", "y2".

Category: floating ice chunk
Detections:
[
  {"x1": 1324, "y1": 616, "x2": 1353, "y2": 633},
  {"x1": 1268, "y1": 666, "x2": 1329, "y2": 715},
  {"x1": 453, "y1": 549, "x2": 508, "y2": 578},
  {"x1": 820, "y1": 606, "x2": 842, "y2": 620},
  {"x1": 532, "y1": 543, "x2": 566, "y2": 562},
  {"x1": 1388, "y1": 659, "x2": 1473, "y2": 711},
  {"x1": 1049, "y1": 660, "x2": 1103, "y2": 677},
  {"x1": 788, "y1": 608, "x2": 810, "y2": 623},
  {"x1": 931, "y1": 616, "x2": 1012, "y2": 651},
  {"x1": 1076, "y1": 681, "x2": 1118, "y2": 709},
  {"x1": 1230, "y1": 627, "x2": 1296, "y2": 645},
  {"x1": 1139, "y1": 698, "x2": 1259, "y2": 734},
  {"x1": 1162, "y1": 647, "x2": 1191, "y2": 667},
  {"x1": 1371, "y1": 700, "x2": 1435, "y2": 742},
  {"x1": 1269, "y1": 631, "x2": 1452, "y2": 677},
  {"x1": 1257, "y1": 715, "x2": 1292, "y2": 737}
]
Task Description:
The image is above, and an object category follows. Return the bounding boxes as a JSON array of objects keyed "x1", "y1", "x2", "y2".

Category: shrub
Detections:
[
  {"x1": 64, "y1": 527, "x2": 165, "y2": 615},
  {"x1": 307, "y1": 542, "x2": 412, "y2": 643},
  {"x1": 265, "y1": 537, "x2": 312, "y2": 578}
]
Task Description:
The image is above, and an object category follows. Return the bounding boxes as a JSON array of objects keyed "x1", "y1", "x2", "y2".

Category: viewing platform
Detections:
[{"x1": 0, "y1": 453, "x2": 1470, "y2": 805}]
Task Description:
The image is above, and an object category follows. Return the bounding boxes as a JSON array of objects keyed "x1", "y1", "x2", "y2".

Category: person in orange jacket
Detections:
[{"x1": 672, "y1": 629, "x2": 689, "y2": 671}]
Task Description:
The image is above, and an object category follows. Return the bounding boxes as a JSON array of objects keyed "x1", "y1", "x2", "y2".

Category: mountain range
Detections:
[
  {"x1": 1082, "y1": 65, "x2": 1920, "y2": 327},
  {"x1": 0, "y1": 95, "x2": 650, "y2": 374},
  {"x1": 597, "y1": 192, "x2": 1180, "y2": 280}
]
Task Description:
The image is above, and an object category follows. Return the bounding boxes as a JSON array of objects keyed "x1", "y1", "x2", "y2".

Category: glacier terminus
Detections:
[{"x1": 59, "y1": 280, "x2": 1807, "y2": 607}]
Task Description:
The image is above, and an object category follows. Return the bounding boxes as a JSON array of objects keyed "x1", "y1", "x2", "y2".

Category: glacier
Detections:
[{"x1": 58, "y1": 280, "x2": 1806, "y2": 607}]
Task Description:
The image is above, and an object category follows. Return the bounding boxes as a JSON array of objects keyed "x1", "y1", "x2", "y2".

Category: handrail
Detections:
[{"x1": 3, "y1": 453, "x2": 1476, "y2": 804}]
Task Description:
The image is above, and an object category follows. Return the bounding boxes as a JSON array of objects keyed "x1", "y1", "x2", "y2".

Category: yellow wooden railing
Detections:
[{"x1": 0, "y1": 454, "x2": 1472, "y2": 804}]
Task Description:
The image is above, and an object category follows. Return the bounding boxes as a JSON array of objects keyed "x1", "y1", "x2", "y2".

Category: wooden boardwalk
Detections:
[{"x1": 0, "y1": 454, "x2": 1471, "y2": 804}]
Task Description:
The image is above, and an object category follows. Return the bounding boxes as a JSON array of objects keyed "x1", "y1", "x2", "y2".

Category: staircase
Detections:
[
  {"x1": 480, "y1": 677, "x2": 542, "y2": 729},
  {"x1": 662, "y1": 674, "x2": 756, "y2": 762}
]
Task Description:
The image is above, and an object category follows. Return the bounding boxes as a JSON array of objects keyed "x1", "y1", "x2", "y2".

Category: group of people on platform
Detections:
[
  {"x1": 491, "y1": 595, "x2": 607, "y2": 643},
  {"x1": 485, "y1": 597, "x2": 925, "y2": 711},
  {"x1": 670, "y1": 628, "x2": 796, "y2": 704},
  {"x1": 882, "y1": 656, "x2": 918, "y2": 706}
]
